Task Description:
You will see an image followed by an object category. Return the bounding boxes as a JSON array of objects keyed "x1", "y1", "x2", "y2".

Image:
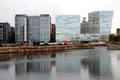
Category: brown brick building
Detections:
[
  {"x1": 9, "y1": 27, "x2": 15, "y2": 43},
  {"x1": 50, "y1": 24, "x2": 56, "y2": 42}
]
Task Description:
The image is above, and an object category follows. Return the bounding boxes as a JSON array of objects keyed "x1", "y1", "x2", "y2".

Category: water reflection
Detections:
[
  {"x1": 56, "y1": 52, "x2": 81, "y2": 73},
  {"x1": 81, "y1": 47, "x2": 113, "y2": 80},
  {"x1": 0, "y1": 47, "x2": 120, "y2": 80},
  {"x1": 15, "y1": 55, "x2": 51, "y2": 75},
  {"x1": 0, "y1": 64, "x2": 9, "y2": 70},
  {"x1": 111, "y1": 51, "x2": 120, "y2": 80},
  {"x1": 0, "y1": 63, "x2": 15, "y2": 80}
]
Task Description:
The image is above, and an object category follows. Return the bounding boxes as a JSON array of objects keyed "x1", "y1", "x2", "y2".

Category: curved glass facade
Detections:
[
  {"x1": 100, "y1": 11, "x2": 113, "y2": 40},
  {"x1": 88, "y1": 11, "x2": 113, "y2": 41}
]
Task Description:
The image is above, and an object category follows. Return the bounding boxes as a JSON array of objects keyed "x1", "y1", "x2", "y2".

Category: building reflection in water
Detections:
[
  {"x1": 0, "y1": 64, "x2": 9, "y2": 70},
  {"x1": 15, "y1": 55, "x2": 51, "y2": 75},
  {"x1": 56, "y1": 52, "x2": 81, "y2": 73},
  {"x1": 111, "y1": 51, "x2": 120, "y2": 80},
  {"x1": 81, "y1": 47, "x2": 113, "y2": 79},
  {"x1": 0, "y1": 47, "x2": 119, "y2": 80},
  {"x1": 55, "y1": 51, "x2": 91, "y2": 80},
  {"x1": 0, "y1": 64, "x2": 15, "y2": 80}
]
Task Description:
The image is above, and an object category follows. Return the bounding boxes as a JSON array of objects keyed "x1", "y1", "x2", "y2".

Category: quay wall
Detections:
[
  {"x1": 0, "y1": 44, "x2": 94, "y2": 54},
  {"x1": 94, "y1": 43, "x2": 107, "y2": 46},
  {"x1": 107, "y1": 44, "x2": 120, "y2": 50}
]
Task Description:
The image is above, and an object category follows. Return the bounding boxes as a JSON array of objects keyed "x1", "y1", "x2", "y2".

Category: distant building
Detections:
[
  {"x1": 56, "y1": 15, "x2": 80, "y2": 42},
  {"x1": 109, "y1": 28, "x2": 120, "y2": 42},
  {"x1": 81, "y1": 17, "x2": 91, "y2": 34},
  {"x1": 109, "y1": 34, "x2": 120, "y2": 43},
  {"x1": 88, "y1": 11, "x2": 113, "y2": 41},
  {"x1": 50, "y1": 24, "x2": 56, "y2": 42},
  {"x1": 117, "y1": 28, "x2": 120, "y2": 34},
  {"x1": 9, "y1": 27, "x2": 15, "y2": 43},
  {"x1": 0, "y1": 23, "x2": 10, "y2": 43},
  {"x1": 15, "y1": 14, "x2": 51, "y2": 45}
]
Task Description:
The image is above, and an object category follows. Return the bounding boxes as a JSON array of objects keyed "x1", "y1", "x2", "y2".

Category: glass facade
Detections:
[
  {"x1": 100, "y1": 11, "x2": 113, "y2": 40},
  {"x1": 15, "y1": 15, "x2": 27, "y2": 42},
  {"x1": 40, "y1": 15, "x2": 51, "y2": 42},
  {"x1": 15, "y1": 14, "x2": 51, "y2": 44},
  {"x1": 28, "y1": 15, "x2": 51, "y2": 43},
  {"x1": 88, "y1": 11, "x2": 113, "y2": 41},
  {"x1": 56, "y1": 15, "x2": 80, "y2": 42},
  {"x1": 28, "y1": 16, "x2": 41, "y2": 42}
]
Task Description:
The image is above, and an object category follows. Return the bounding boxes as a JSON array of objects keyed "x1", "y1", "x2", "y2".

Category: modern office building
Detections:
[
  {"x1": 0, "y1": 23, "x2": 10, "y2": 43},
  {"x1": 15, "y1": 15, "x2": 27, "y2": 43},
  {"x1": 56, "y1": 15, "x2": 80, "y2": 42},
  {"x1": 39, "y1": 14, "x2": 51, "y2": 42},
  {"x1": 15, "y1": 14, "x2": 51, "y2": 45},
  {"x1": 88, "y1": 11, "x2": 113, "y2": 41},
  {"x1": 27, "y1": 16, "x2": 41, "y2": 44}
]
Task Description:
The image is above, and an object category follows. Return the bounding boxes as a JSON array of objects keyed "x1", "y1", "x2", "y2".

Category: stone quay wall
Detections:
[
  {"x1": 107, "y1": 43, "x2": 120, "y2": 50},
  {"x1": 0, "y1": 44, "x2": 94, "y2": 54}
]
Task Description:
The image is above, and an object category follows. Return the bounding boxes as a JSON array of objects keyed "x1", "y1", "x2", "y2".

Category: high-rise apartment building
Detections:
[
  {"x1": 15, "y1": 14, "x2": 51, "y2": 45},
  {"x1": 56, "y1": 15, "x2": 80, "y2": 42},
  {"x1": 88, "y1": 11, "x2": 113, "y2": 41}
]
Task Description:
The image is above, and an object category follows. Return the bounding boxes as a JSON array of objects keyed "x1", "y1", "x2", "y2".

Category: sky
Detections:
[{"x1": 0, "y1": 0, "x2": 120, "y2": 33}]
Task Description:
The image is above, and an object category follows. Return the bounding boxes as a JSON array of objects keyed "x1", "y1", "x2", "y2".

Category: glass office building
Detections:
[
  {"x1": 40, "y1": 14, "x2": 51, "y2": 42},
  {"x1": 100, "y1": 11, "x2": 113, "y2": 40},
  {"x1": 15, "y1": 15, "x2": 27, "y2": 42},
  {"x1": 15, "y1": 14, "x2": 51, "y2": 45},
  {"x1": 88, "y1": 11, "x2": 113, "y2": 41},
  {"x1": 56, "y1": 15, "x2": 80, "y2": 42},
  {"x1": 28, "y1": 14, "x2": 51, "y2": 43},
  {"x1": 27, "y1": 16, "x2": 41, "y2": 42}
]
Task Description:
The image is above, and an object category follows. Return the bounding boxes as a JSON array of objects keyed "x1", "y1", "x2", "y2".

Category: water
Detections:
[{"x1": 0, "y1": 47, "x2": 120, "y2": 80}]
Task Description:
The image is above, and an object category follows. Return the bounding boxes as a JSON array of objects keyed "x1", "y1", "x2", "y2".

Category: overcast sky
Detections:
[{"x1": 0, "y1": 0, "x2": 120, "y2": 33}]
